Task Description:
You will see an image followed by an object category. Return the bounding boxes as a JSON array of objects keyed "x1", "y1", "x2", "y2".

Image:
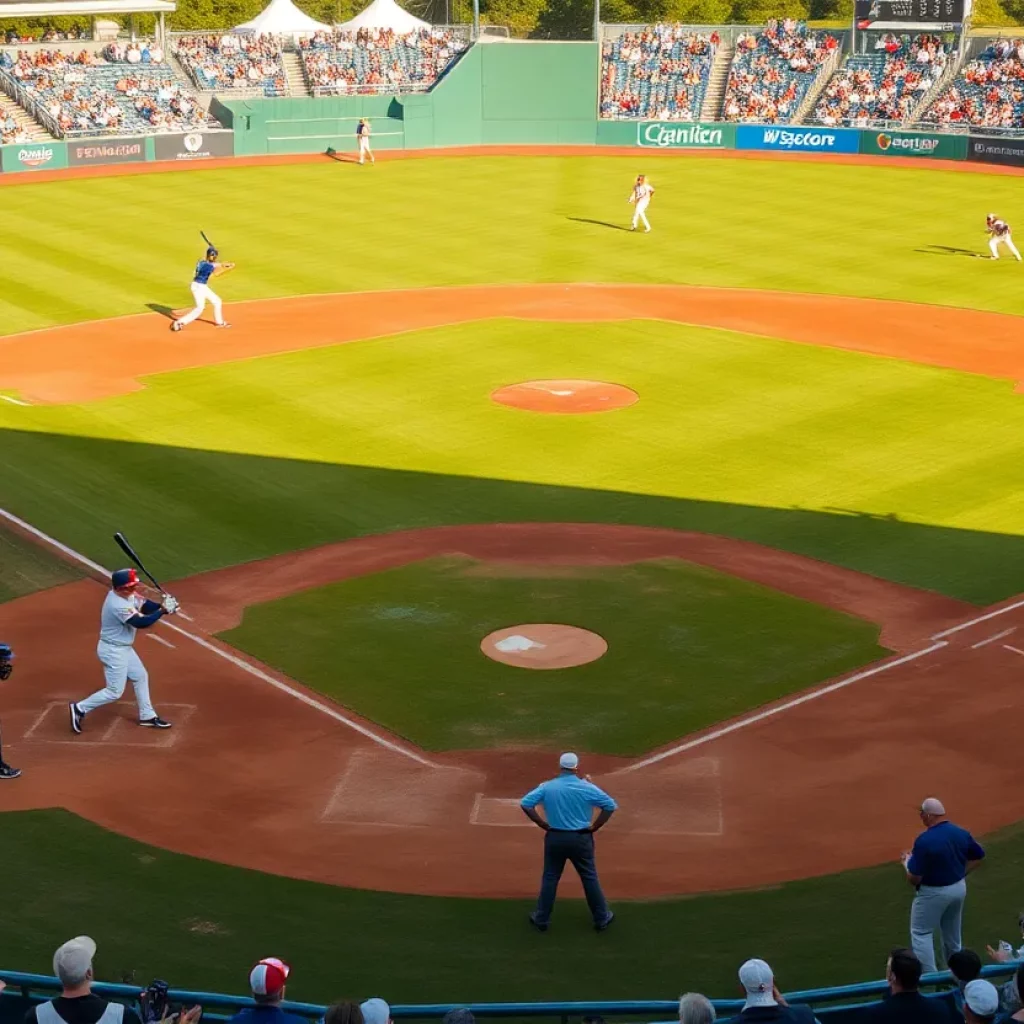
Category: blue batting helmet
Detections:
[{"x1": 111, "y1": 568, "x2": 140, "y2": 589}]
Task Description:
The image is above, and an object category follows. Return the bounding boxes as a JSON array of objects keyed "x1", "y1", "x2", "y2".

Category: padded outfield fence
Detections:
[
  {"x1": 0, "y1": 965, "x2": 1020, "y2": 1024},
  {"x1": 5, "y1": 41, "x2": 1024, "y2": 173}
]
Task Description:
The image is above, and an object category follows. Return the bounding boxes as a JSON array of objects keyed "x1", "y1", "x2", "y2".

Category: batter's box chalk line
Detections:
[{"x1": 21, "y1": 701, "x2": 197, "y2": 749}]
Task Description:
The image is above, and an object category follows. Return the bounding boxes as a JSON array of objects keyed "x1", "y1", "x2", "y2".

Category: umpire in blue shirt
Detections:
[
  {"x1": 901, "y1": 796, "x2": 985, "y2": 973},
  {"x1": 520, "y1": 752, "x2": 617, "y2": 932}
]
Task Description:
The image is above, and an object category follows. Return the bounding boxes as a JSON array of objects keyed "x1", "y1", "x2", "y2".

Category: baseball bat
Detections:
[
  {"x1": 200, "y1": 230, "x2": 215, "y2": 249},
  {"x1": 113, "y1": 531, "x2": 166, "y2": 594}
]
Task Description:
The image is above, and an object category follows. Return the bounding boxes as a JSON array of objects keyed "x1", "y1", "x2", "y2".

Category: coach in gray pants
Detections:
[{"x1": 901, "y1": 797, "x2": 986, "y2": 973}]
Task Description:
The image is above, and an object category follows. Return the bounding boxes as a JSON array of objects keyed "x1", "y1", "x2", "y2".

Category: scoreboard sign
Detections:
[{"x1": 855, "y1": 0, "x2": 965, "y2": 23}]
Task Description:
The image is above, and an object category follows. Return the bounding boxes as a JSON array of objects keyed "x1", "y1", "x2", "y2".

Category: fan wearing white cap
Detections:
[
  {"x1": 733, "y1": 960, "x2": 818, "y2": 1024},
  {"x1": 900, "y1": 797, "x2": 986, "y2": 973},
  {"x1": 24, "y1": 937, "x2": 145, "y2": 1024},
  {"x1": 226, "y1": 959, "x2": 305, "y2": 1024},
  {"x1": 520, "y1": 752, "x2": 618, "y2": 933}
]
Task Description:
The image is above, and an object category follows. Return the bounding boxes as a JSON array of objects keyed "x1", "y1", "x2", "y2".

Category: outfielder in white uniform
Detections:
[
  {"x1": 171, "y1": 246, "x2": 235, "y2": 331},
  {"x1": 357, "y1": 118, "x2": 374, "y2": 165},
  {"x1": 69, "y1": 568, "x2": 180, "y2": 734},
  {"x1": 986, "y1": 213, "x2": 1021, "y2": 261},
  {"x1": 628, "y1": 175, "x2": 654, "y2": 233}
]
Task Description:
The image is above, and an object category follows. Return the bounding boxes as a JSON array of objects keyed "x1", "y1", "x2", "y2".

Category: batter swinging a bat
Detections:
[
  {"x1": 171, "y1": 241, "x2": 235, "y2": 332},
  {"x1": 69, "y1": 569, "x2": 180, "y2": 734}
]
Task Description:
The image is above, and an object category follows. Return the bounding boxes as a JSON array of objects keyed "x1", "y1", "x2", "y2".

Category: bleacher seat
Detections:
[
  {"x1": 174, "y1": 34, "x2": 285, "y2": 97},
  {"x1": 923, "y1": 38, "x2": 1024, "y2": 129}
]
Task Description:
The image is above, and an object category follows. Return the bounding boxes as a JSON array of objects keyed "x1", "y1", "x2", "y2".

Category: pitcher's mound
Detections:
[
  {"x1": 481, "y1": 624, "x2": 608, "y2": 669},
  {"x1": 492, "y1": 379, "x2": 638, "y2": 414}
]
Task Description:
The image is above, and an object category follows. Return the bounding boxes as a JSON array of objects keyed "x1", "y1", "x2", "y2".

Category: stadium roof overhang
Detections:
[{"x1": 0, "y1": 0, "x2": 174, "y2": 16}]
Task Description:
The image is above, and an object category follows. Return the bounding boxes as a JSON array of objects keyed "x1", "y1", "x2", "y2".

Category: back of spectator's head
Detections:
[
  {"x1": 887, "y1": 948, "x2": 922, "y2": 991},
  {"x1": 964, "y1": 980, "x2": 999, "y2": 1024},
  {"x1": 442, "y1": 1011, "x2": 475, "y2": 1024},
  {"x1": 738, "y1": 959, "x2": 776, "y2": 1008},
  {"x1": 250, "y1": 957, "x2": 290, "y2": 1005},
  {"x1": 325, "y1": 1004, "x2": 363, "y2": 1024},
  {"x1": 53, "y1": 936, "x2": 96, "y2": 990},
  {"x1": 947, "y1": 949, "x2": 982, "y2": 986},
  {"x1": 1015, "y1": 963, "x2": 1024, "y2": 1003},
  {"x1": 360, "y1": 1000, "x2": 391, "y2": 1024},
  {"x1": 679, "y1": 993, "x2": 716, "y2": 1024}
]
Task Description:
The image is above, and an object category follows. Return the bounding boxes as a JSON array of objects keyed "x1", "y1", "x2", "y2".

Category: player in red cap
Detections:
[{"x1": 68, "y1": 568, "x2": 180, "y2": 734}]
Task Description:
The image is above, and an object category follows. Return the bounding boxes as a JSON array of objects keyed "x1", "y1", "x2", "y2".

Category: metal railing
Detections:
[{"x1": 0, "y1": 964, "x2": 1019, "y2": 1023}]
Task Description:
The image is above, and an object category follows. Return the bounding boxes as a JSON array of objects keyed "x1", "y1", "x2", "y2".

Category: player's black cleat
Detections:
[
  {"x1": 69, "y1": 702, "x2": 83, "y2": 734},
  {"x1": 0, "y1": 763, "x2": 21, "y2": 779},
  {"x1": 139, "y1": 717, "x2": 172, "y2": 729}
]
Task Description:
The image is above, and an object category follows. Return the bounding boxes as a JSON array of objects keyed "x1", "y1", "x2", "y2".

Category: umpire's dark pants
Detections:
[{"x1": 533, "y1": 829, "x2": 610, "y2": 926}]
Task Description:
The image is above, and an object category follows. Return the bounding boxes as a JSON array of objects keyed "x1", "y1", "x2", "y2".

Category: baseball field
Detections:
[{"x1": 2, "y1": 150, "x2": 1024, "y2": 1002}]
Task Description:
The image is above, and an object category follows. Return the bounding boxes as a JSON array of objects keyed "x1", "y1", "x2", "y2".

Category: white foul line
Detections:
[
  {"x1": 1003, "y1": 645, "x2": 1024, "y2": 658},
  {"x1": 611, "y1": 643, "x2": 947, "y2": 775},
  {"x1": 0, "y1": 395, "x2": 30, "y2": 407},
  {"x1": 971, "y1": 627, "x2": 1016, "y2": 649},
  {"x1": 0, "y1": 504, "x2": 436, "y2": 768},
  {"x1": 932, "y1": 598, "x2": 1024, "y2": 639}
]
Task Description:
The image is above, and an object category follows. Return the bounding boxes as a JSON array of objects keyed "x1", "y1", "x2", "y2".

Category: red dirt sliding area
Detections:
[{"x1": 2, "y1": 284, "x2": 1024, "y2": 900}]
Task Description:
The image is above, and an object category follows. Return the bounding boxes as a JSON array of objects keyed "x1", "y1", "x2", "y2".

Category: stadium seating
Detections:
[
  {"x1": 0, "y1": 47, "x2": 213, "y2": 135},
  {"x1": 722, "y1": 19, "x2": 838, "y2": 123},
  {"x1": 599, "y1": 25, "x2": 718, "y2": 121},
  {"x1": 298, "y1": 28, "x2": 468, "y2": 96},
  {"x1": 812, "y1": 34, "x2": 947, "y2": 127},
  {"x1": 922, "y1": 38, "x2": 1024, "y2": 129},
  {"x1": 173, "y1": 33, "x2": 286, "y2": 96},
  {"x1": 0, "y1": 102, "x2": 32, "y2": 142}
]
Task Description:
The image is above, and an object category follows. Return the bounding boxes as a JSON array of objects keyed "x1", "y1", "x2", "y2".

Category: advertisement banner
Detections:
[
  {"x1": 66, "y1": 136, "x2": 146, "y2": 166},
  {"x1": 0, "y1": 141, "x2": 68, "y2": 173},
  {"x1": 153, "y1": 131, "x2": 234, "y2": 161},
  {"x1": 860, "y1": 129, "x2": 966, "y2": 160},
  {"x1": 736, "y1": 125, "x2": 860, "y2": 154},
  {"x1": 966, "y1": 135, "x2": 1024, "y2": 168},
  {"x1": 636, "y1": 121, "x2": 736, "y2": 149}
]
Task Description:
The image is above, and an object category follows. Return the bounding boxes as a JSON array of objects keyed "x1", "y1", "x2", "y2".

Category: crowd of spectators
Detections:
[
  {"x1": 923, "y1": 39, "x2": 1024, "y2": 130},
  {"x1": 298, "y1": 27, "x2": 467, "y2": 95},
  {"x1": 723, "y1": 19, "x2": 838, "y2": 123},
  {"x1": 0, "y1": 45, "x2": 209, "y2": 135},
  {"x1": 813, "y1": 34, "x2": 946, "y2": 127},
  {"x1": 599, "y1": 25, "x2": 719, "y2": 121},
  {"x1": 4, "y1": 26, "x2": 89, "y2": 44},
  {"x1": 0, "y1": 102, "x2": 31, "y2": 142},
  {"x1": 173, "y1": 33, "x2": 286, "y2": 95},
  {"x1": 103, "y1": 39, "x2": 165, "y2": 63}
]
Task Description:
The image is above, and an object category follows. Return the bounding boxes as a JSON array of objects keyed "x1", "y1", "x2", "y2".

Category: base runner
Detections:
[
  {"x1": 69, "y1": 569, "x2": 180, "y2": 734},
  {"x1": 357, "y1": 118, "x2": 375, "y2": 165},
  {"x1": 986, "y1": 214, "x2": 1022, "y2": 261},
  {"x1": 171, "y1": 246, "x2": 235, "y2": 331},
  {"x1": 628, "y1": 174, "x2": 654, "y2": 233}
]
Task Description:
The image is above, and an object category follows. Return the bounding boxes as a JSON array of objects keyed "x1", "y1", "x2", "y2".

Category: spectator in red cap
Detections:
[{"x1": 228, "y1": 960, "x2": 304, "y2": 1024}]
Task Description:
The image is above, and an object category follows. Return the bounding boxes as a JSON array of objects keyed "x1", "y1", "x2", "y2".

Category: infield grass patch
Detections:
[{"x1": 0, "y1": 523, "x2": 85, "y2": 604}]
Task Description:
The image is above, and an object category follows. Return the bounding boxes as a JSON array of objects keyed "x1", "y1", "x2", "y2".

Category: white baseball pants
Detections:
[
  {"x1": 990, "y1": 235, "x2": 1022, "y2": 260},
  {"x1": 78, "y1": 641, "x2": 157, "y2": 721},
  {"x1": 177, "y1": 282, "x2": 225, "y2": 326},
  {"x1": 631, "y1": 200, "x2": 651, "y2": 231},
  {"x1": 358, "y1": 136, "x2": 374, "y2": 163},
  {"x1": 910, "y1": 879, "x2": 966, "y2": 973}
]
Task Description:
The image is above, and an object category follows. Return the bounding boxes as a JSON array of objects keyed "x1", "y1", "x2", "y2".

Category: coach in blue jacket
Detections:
[{"x1": 521, "y1": 752, "x2": 617, "y2": 932}]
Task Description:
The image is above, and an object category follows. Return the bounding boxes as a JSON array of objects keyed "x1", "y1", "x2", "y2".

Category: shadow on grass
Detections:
[
  {"x1": 915, "y1": 245, "x2": 986, "y2": 258},
  {"x1": 567, "y1": 217, "x2": 632, "y2": 232}
]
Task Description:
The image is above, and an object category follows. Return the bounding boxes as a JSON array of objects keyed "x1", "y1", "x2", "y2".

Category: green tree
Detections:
[
  {"x1": 480, "y1": 0, "x2": 546, "y2": 35},
  {"x1": 532, "y1": 0, "x2": 592, "y2": 38}
]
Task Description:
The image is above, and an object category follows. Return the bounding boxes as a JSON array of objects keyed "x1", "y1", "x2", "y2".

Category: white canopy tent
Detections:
[
  {"x1": 337, "y1": 0, "x2": 429, "y2": 32},
  {"x1": 233, "y1": 0, "x2": 330, "y2": 35}
]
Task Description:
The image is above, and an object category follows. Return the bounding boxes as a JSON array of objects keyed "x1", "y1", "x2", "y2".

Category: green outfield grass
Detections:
[
  {"x1": 0, "y1": 524, "x2": 85, "y2": 604},
  {"x1": 219, "y1": 555, "x2": 887, "y2": 752},
  {"x1": 0, "y1": 808, "x2": 1021, "y2": 1003},
  {"x1": 2, "y1": 319, "x2": 1024, "y2": 602}
]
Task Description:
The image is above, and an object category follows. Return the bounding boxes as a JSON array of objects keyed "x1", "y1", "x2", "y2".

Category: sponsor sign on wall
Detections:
[
  {"x1": 736, "y1": 125, "x2": 860, "y2": 154},
  {"x1": 0, "y1": 141, "x2": 68, "y2": 172},
  {"x1": 153, "y1": 131, "x2": 235, "y2": 161},
  {"x1": 636, "y1": 121, "x2": 736, "y2": 149},
  {"x1": 967, "y1": 135, "x2": 1024, "y2": 168},
  {"x1": 860, "y1": 129, "x2": 966, "y2": 160},
  {"x1": 66, "y1": 136, "x2": 146, "y2": 166}
]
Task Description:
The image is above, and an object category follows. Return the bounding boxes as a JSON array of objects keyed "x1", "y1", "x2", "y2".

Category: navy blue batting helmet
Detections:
[
  {"x1": 206, "y1": 247, "x2": 219, "y2": 260},
  {"x1": 111, "y1": 568, "x2": 140, "y2": 589}
]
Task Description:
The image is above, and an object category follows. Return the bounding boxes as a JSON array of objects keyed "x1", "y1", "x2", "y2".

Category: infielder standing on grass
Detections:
[
  {"x1": 357, "y1": 118, "x2": 374, "y2": 165},
  {"x1": 986, "y1": 214, "x2": 1022, "y2": 261},
  {"x1": 69, "y1": 568, "x2": 180, "y2": 734},
  {"x1": 628, "y1": 174, "x2": 654, "y2": 232},
  {"x1": 171, "y1": 246, "x2": 235, "y2": 331},
  {"x1": 901, "y1": 796, "x2": 985, "y2": 973}
]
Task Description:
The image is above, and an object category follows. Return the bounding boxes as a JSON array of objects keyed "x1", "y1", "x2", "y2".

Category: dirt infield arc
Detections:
[
  {"x1": 5, "y1": 283, "x2": 1024, "y2": 403},
  {"x1": 3, "y1": 520, "x2": 1024, "y2": 899}
]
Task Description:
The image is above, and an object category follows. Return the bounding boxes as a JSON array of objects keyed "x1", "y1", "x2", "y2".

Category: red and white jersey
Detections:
[
  {"x1": 990, "y1": 218, "x2": 1010, "y2": 237},
  {"x1": 632, "y1": 181, "x2": 655, "y2": 204}
]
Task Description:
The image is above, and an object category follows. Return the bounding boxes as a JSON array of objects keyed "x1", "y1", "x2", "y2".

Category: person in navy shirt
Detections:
[
  {"x1": 228, "y1": 959, "x2": 305, "y2": 1024},
  {"x1": 171, "y1": 246, "x2": 235, "y2": 332},
  {"x1": 901, "y1": 797, "x2": 985, "y2": 973},
  {"x1": 521, "y1": 752, "x2": 617, "y2": 932}
]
